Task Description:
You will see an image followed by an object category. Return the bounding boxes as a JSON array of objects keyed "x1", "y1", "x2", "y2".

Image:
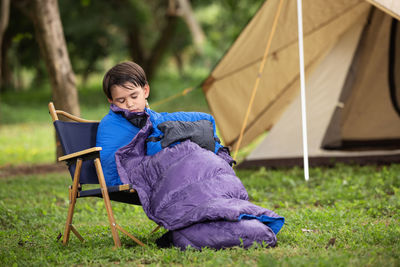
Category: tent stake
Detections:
[{"x1": 296, "y1": 0, "x2": 310, "y2": 181}]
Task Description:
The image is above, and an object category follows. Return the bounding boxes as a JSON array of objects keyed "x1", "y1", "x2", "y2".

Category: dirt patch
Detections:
[{"x1": 0, "y1": 163, "x2": 68, "y2": 178}]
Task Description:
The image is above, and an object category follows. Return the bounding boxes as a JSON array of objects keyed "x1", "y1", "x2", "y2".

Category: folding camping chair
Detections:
[{"x1": 48, "y1": 102, "x2": 159, "y2": 248}]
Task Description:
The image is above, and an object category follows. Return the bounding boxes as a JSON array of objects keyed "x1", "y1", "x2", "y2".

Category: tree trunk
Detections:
[
  {"x1": 174, "y1": 52, "x2": 184, "y2": 77},
  {"x1": 126, "y1": 3, "x2": 179, "y2": 82},
  {"x1": 176, "y1": 0, "x2": 205, "y2": 51},
  {"x1": 14, "y1": 0, "x2": 80, "y2": 116},
  {"x1": 0, "y1": 0, "x2": 10, "y2": 88},
  {"x1": 127, "y1": 29, "x2": 146, "y2": 68},
  {"x1": 145, "y1": 14, "x2": 178, "y2": 81},
  {"x1": 1, "y1": 32, "x2": 12, "y2": 91},
  {"x1": 14, "y1": 0, "x2": 80, "y2": 160}
]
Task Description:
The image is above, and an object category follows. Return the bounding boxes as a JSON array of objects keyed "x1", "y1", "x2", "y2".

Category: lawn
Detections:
[
  {"x1": 0, "y1": 164, "x2": 399, "y2": 266},
  {"x1": 0, "y1": 74, "x2": 400, "y2": 266}
]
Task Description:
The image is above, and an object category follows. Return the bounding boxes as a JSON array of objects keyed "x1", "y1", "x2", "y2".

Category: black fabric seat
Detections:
[{"x1": 78, "y1": 184, "x2": 141, "y2": 205}]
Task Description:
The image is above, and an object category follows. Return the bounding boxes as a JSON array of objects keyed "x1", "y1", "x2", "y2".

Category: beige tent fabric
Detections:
[
  {"x1": 245, "y1": 19, "x2": 367, "y2": 161},
  {"x1": 366, "y1": 0, "x2": 400, "y2": 20},
  {"x1": 203, "y1": 0, "x2": 370, "y2": 149},
  {"x1": 396, "y1": 20, "x2": 400, "y2": 108},
  {"x1": 243, "y1": 7, "x2": 400, "y2": 167},
  {"x1": 341, "y1": 10, "x2": 400, "y2": 140}
]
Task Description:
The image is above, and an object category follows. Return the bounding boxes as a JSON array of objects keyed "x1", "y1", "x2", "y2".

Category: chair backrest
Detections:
[
  {"x1": 49, "y1": 102, "x2": 101, "y2": 184},
  {"x1": 54, "y1": 121, "x2": 100, "y2": 184},
  {"x1": 54, "y1": 121, "x2": 99, "y2": 155}
]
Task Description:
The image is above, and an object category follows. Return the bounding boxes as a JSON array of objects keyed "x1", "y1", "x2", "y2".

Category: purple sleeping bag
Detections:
[{"x1": 115, "y1": 113, "x2": 284, "y2": 250}]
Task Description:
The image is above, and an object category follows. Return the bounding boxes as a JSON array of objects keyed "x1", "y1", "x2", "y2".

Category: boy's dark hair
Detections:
[{"x1": 102, "y1": 61, "x2": 148, "y2": 100}]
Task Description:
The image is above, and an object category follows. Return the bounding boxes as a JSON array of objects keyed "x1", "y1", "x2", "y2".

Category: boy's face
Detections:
[{"x1": 108, "y1": 82, "x2": 150, "y2": 112}]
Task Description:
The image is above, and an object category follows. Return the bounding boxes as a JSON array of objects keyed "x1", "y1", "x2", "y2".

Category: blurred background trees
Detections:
[
  {"x1": 0, "y1": 0, "x2": 263, "y2": 164},
  {"x1": 0, "y1": 0, "x2": 264, "y2": 107}
]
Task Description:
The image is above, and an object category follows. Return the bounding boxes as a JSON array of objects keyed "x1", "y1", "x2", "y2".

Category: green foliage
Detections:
[
  {"x1": 194, "y1": 0, "x2": 265, "y2": 64},
  {"x1": 0, "y1": 65, "x2": 209, "y2": 166},
  {"x1": 59, "y1": 0, "x2": 128, "y2": 77},
  {"x1": 3, "y1": 0, "x2": 265, "y2": 92},
  {"x1": 0, "y1": 165, "x2": 399, "y2": 266}
]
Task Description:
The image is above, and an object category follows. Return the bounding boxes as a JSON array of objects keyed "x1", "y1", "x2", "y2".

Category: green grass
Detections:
[
  {"x1": 1, "y1": 69, "x2": 400, "y2": 266},
  {"x1": 0, "y1": 123, "x2": 55, "y2": 166},
  {"x1": 0, "y1": 164, "x2": 399, "y2": 266}
]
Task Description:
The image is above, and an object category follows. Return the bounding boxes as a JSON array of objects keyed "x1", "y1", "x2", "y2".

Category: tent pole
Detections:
[{"x1": 296, "y1": 0, "x2": 310, "y2": 181}]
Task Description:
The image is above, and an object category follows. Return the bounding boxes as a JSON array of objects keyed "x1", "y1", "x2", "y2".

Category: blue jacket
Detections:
[{"x1": 96, "y1": 108, "x2": 224, "y2": 186}]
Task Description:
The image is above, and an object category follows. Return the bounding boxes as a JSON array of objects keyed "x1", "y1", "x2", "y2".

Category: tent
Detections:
[{"x1": 202, "y1": 0, "x2": 400, "y2": 167}]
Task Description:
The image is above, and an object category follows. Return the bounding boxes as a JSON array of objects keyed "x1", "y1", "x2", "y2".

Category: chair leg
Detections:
[
  {"x1": 115, "y1": 224, "x2": 145, "y2": 247},
  {"x1": 70, "y1": 225, "x2": 85, "y2": 242},
  {"x1": 63, "y1": 159, "x2": 83, "y2": 245},
  {"x1": 94, "y1": 158, "x2": 122, "y2": 248}
]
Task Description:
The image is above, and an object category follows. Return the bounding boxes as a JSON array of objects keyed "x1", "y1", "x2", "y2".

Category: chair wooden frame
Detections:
[{"x1": 48, "y1": 102, "x2": 157, "y2": 248}]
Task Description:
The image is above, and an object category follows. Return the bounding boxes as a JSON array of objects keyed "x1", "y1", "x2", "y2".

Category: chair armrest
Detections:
[
  {"x1": 119, "y1": 184, "x2": 135, "y2": 192},
  {"x1": 58, "y1": 147, "x2": 102, "y2": 162}
]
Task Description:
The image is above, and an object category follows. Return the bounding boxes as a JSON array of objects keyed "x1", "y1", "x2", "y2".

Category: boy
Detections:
[
  {"x1": 96, "y1": 61, "x2": 153, "y2": 186},
  {"x1": 97, "y1": 61, "x2": 283, "y2": 250},
  {"x1": 97, "y1": 61, "x2": 232, "y2": 186}
]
